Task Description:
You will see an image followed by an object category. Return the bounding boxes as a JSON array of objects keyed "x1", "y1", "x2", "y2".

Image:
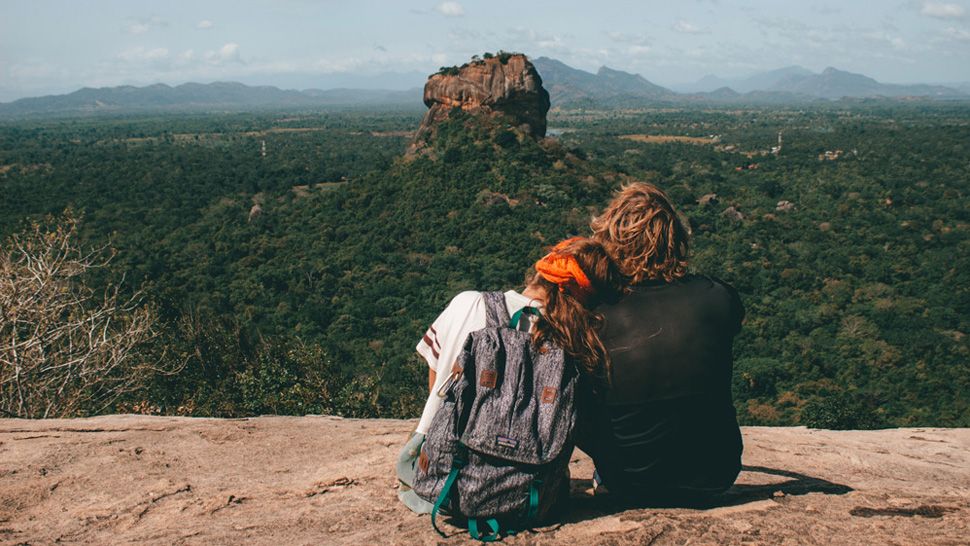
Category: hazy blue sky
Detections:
[{"x1": 2, "y1": 0, "x2": 969, "y2": 101}]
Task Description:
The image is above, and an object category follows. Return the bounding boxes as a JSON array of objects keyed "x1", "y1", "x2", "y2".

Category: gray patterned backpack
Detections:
[{"x1": 412, "y1": 292, "x2": 577, "y2": 542}]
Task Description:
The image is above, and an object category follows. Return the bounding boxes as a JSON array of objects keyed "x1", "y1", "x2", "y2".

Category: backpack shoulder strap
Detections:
[{"x1": 481, "y1": 291, "x2": 511, "y2": 328}]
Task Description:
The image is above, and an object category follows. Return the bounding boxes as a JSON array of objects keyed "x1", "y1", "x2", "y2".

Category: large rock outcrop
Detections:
[
  {"x1": 1, "y1": 415, "x2": 968, "y2": 544},
  {"x1": 412, "y1": 54, "x2": 550, "y2": 149}
]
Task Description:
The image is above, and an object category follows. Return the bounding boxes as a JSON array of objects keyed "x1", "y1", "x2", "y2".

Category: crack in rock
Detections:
[{"x1": 136, "y1": 484, "x2": 192, "y2": 520}]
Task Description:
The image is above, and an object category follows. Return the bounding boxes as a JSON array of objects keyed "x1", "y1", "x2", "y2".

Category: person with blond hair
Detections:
[{"x1": 582, "y1": 181, "x2": 744, "y2": 505}]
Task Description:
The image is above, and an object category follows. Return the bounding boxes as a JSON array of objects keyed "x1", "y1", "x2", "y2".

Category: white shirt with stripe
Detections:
[{"x1": 415, "y1": 290, "x2": 539, "y2": 434}]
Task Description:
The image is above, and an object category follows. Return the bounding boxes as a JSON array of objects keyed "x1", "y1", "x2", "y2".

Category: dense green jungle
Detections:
[{"x1": 1, "y1": 103, "x2": 967, "y2": 428}]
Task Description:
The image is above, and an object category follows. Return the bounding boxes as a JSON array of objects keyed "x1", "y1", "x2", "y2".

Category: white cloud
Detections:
[
  {"x1": 537, "y1": 36, "x2": 566, "y2": 50},
  {"x1": 863, "y1": 31, "x2": 909, "y2": 50},
  {"x1": 812, "y1": 4, "x2": 841, "y2": 16},
  {"x1": 607, "y1": 31, "x2": 651, "y2": 46},
  {"x1": 220, "y1": 43, "x2": 240, "y2": 58},
  {"x1": 436, "y1": 2, "x2": 465, "y2": 17},
  {"x1": 447, "y1": 28, "x2": 489, "y2": 42},
  {"x1": 673, "y1": 20, "x2": 707, "y2": 34},
  {"x1": 197, "y1": 20, "x2": 214, "y2": 29},
  {"x1": 684, "y1": 47, "x2": 708, "y2": 58},
  {"x1": 145, "y1": 48, "x2": 170, "y2": 61},
  {"x1": 627, "y1": 45, "x2": 652, "y2": 55},
  {"x1": 9, "y1": 61, "x2": 62, "y2": 80},
  {"x1": 124, "y1": 16, "x2": 167, "y2": 35},
  {"x1": 203, "y1": 43, "x2": 242, "y2": 64},
  {"x1": 921, "y1": 1, "x2": 965, "y2": 18},
  {"x1": 127, "y1": 23, "x2": 150, "y2": 35},
  {"x1": 944, "y1": 26, "x2": 970, "y2": 40},
  {"x1": 504, "y1": 27, "x2": 572, "y2": 53},
  {"x1": 117, "y1": 47, "x2": 170, "y2": 62}
]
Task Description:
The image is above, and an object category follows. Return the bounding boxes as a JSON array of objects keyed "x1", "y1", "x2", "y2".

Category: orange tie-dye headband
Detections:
[{"x1": 535, "y1": 237, "x2": 595, "y2": 304}]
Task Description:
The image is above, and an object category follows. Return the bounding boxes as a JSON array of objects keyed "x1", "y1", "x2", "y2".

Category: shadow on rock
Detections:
[
  {"x1": 562, "y1": 464, "x2": 853, "y2": 522},
  {"x1": 714, "y1": 465, "x2": 853, "y2": 507}
]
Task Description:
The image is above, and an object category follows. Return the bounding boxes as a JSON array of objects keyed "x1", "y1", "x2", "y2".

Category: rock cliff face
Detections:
[
  {"x1": 412, "y1": 54, "x2": 550, "y2": 148},
  {"x1": 1, "y1": 415, "x2": 968, "y2": 545}
]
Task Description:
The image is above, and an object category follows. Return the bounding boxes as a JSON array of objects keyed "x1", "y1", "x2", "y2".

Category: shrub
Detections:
[
  {"x1": 733, "y1": 357, "x2": 787, "y2": 399},
  {"x1": 800, "y1": 391, "x2": 888, "y2": 430},
  {"x1": 0, "y1": 212, "x2": 165, "y2": 418}
]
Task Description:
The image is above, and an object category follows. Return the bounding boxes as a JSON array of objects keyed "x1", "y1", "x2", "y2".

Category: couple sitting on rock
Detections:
[{"x1": 397, "y1": 182, "x2": 744, "y2": 532}]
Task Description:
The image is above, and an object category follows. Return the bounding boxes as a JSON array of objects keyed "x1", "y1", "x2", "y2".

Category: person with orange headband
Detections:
[{"x1": 396, "y1": 237, "x2": 624, "y2": 514}]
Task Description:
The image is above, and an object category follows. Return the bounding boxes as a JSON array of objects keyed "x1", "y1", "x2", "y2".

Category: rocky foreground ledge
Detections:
[{"x1": 1, "y1": 416, "x2": 967, "y2": 545}]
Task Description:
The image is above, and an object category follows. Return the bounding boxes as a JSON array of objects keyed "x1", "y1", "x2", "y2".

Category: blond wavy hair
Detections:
[{"x1": 590, "y1": 182, "x2": 690, "y2": 284}]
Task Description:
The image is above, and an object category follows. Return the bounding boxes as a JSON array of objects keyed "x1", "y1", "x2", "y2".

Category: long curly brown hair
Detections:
[
  {"x1": 527, "y1": 237, "x2": 625, "y2": 388},
  {"x1": 590, "y1": 182, "x2": 690, "y2": 284}
]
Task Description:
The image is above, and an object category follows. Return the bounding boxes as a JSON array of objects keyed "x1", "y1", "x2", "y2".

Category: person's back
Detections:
[
  {"x1": 586, "y1": 275, "x2": 743, "y2": 502},
  {"x1": 583, "y1": 182, "x2": 744, "y2": 504}
]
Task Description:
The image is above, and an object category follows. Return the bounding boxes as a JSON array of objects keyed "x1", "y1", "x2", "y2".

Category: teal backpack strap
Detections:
[
  {"x1": 468, "y1": 518, "x2": 501, "y2": 542},
  {"x1": 467, "y1": 478, "x2": 542, "y2": 542},
  {"x1": 431, "y1": 453, "x2": 466, "y2": 537},
  {"x1": 525, "y1": 479, "x2": 542, "y2": 522},
  {"x1": 509, "y1": 306, "x2": 541, "y2": 330},
  {"x1": 430, "y1": 453, "x2": 506, "y2": 542}
]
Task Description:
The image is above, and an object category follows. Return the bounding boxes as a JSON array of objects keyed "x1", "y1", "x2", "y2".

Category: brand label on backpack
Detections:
[
  {"x1": 480, "y1": 369, "x2": 497, "y2": 388},
  {"x1": 541, "y1": 387, "x2": 557, "y2": 404},
  {"x1": 496, "y1": 435, "x2": 519, "y2": 449},
  {"x1": 418, "y1": 447, "x2": 430, "y2": 473}
]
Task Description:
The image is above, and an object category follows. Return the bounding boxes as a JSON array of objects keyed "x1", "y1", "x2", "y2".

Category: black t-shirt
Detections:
[{"x1": 578, "y1": 274, "x2": 744, "y2": 500}]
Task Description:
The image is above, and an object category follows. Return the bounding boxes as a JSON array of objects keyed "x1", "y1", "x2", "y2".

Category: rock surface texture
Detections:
[
  {"x1": 413, "y1": 55, "x2": 550, "y2": 148},
  {"x1": 1, "y1": 416, "x2": 967, "y2": 545}
]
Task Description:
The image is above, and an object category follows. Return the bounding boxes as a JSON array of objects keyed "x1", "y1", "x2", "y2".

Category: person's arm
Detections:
[
  {"x1": 573, "y1": 378, "x2": 604, "y2": 460},
  {"x1": 714, "y1": 277, "x2": 745, "y2": 334},
  {"x1": 412, "y1": 291, "x2": 486, "y2": 435},
  {"x1": 416, "y1": 291, "x2": 485, "y2": 391}
]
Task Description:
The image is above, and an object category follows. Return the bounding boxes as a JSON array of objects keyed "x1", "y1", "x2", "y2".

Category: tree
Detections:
[{"x1": 0, "y1": 213, "x2": 166, "y2": 418}]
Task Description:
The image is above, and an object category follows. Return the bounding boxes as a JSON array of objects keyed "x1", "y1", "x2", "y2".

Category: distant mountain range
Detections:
[
  {"x1": 532, "y1": 58, "x2": 965, "y2": 105},
  {"x1": 0, "y1": 82, "x2": 422, "y2": 117},
  {"x1": 532, "y1": 57, "x2": 676, "y2": 103},
  {"x1": 769, "y1": 66, "x2": 959, "y2": 99},
  {"x1": 683, "y1": 66, "x2": 816, "y2": 94},
  {"x1": 680, "y1": 66, "x2": 966, "y2": 99},
  {"x1": 1, "y1": 58, "x2": 966, "y2": 118}
]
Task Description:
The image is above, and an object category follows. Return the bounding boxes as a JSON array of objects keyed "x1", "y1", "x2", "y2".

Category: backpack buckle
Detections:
[{"x1": 436, "y1": 366, "x2": 463, "y2": 398}]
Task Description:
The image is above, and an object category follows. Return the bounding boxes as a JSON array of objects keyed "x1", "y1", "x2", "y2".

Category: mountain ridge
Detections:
[
  {"x1": 768, "y1": 66, "x2": 960, "y2": 98},
  {"x1": 681, "y1": 66, "x2": 816, "y2": 93},
  {"x1": 1, "y1": 58, "x2": 966, "y2": 118},
  {"x1": 0, "y1": 81, "x2": 423, "y2": 117},
  {"x1": 532, "y1": 56, "x2": 676, "y2": 104},
  {"x1": 682, "y1": 65, "x2": 963, "y2": 99}
]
